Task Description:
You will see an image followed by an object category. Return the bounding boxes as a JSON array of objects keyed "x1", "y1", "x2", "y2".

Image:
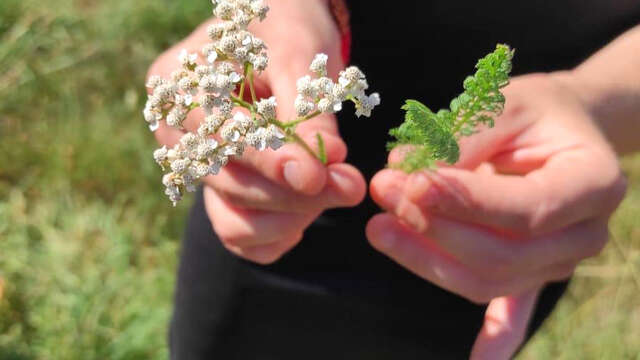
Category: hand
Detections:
[
  {"x1": 147, "y1": 0, "x2": 366, "y2": 264},
  {"x1": 366, "y1": 73, "x2": 627, "y2": 359}
]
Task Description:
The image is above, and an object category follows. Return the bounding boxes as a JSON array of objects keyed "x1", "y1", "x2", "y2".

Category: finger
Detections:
[
  {"x1": 205, "y1": 162, "x2": 365, "y2": 213},
  {"x1": 236, "y1": 236, "x2": 303, "y2": 265},
  {"x1": 203, "y1": 186, "x2": 315, "y2": 249},
  {"x1": 419, "y1": 216, "x2": 599, "y2": 278},
  {"x1": 401, "y1": 147, "x2": 625, "y2": 236},
  {"x1": 372, "y1": 171, "x2": 607, "y2": 273},
  {"x1": 366, "y1": 214, "x2": 575, "y2": 303},
  {"x1": 154, "y1": 120, "x2": 185, "y2": 148},
  {"x1": 470, "y1": 288, "x2": 541, "y2": 360}
]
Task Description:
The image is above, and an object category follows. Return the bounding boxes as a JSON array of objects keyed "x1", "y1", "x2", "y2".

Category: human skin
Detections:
[
  {"x1": 148, "y1": 0, "x2": 366, "y2": 265},
  {"x1": 148, "y1": 1, "x2": 638, "y2": 358},
  {"x1": 367, "y1": 26, "x2": 640, "y2": 359}
]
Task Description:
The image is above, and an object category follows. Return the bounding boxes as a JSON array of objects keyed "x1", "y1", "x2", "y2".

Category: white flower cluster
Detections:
[
  {"x1": 143, "y1": 0, "x2": 379, "y2": 205},
  {"x1": 295, "y1": 54, "x2": 380, "y2": 118}
]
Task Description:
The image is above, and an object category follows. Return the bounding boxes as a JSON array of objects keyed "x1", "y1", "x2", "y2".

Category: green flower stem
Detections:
[
  {"x1": 238, "y1": 63, "x2": 250, "y2": 100},
  {"x1": 247, "y1": 64, "x2": 257, "y2": 103},
  {"x1": 289, "y1": 132, "x2": 319, "y2": 161},
  {"x1": 265, "y1": 117, "x2": 321, "y2": 162},
  {"x1": 231, "y1": 95, "x2": 254, "y2": 111},
  {"x1": 282, "y1": 110, "x2": 322, "y2": 128}
]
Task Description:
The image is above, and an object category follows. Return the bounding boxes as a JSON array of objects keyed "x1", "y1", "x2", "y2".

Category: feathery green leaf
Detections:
[{"x1": 388, "y1": 44, "x2": 515, "y2": 172}]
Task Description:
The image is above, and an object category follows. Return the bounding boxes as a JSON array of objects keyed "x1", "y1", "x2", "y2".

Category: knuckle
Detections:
[
  {"x1": 247, "y1": 252, "x2": 281, "y2": 265},
  {"x1": 465, "y1": 281, "x2": 498, "y2": 304},
  {"x1": 606, "y1": 172, "x2": 628, "y2": 211},
  {"x1": 548, "y1": 264, "x2": 577, "y2": 282},
  {"x1": 466, "y1": 289, "x2": 495, "y2": 305},
  {"x1": 593, "y1": 153, "x2": 627, "y2": 213},
  {"x1": 474, "y1": 261, "x2": 515, "y2": 283},
  {"x1": 581, "y1": 229, "x2": 609, "y2": 259},
  {"x1": 216, "y1": 227, "x2": 256, "y2": 249}
]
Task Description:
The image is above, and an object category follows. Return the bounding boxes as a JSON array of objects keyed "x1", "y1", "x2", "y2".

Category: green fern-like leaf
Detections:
[{"x1": 388, "y1": 44, "x2": 515, "y2": 172}]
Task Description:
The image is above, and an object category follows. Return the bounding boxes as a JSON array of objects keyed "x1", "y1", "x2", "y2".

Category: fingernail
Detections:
[
  {"x1": 378, "y1": 229, "x2": 396, "y2": 250},
  {"x1": 408, "y1": 173, "x2": 440, "y2": 207},
  {"x1": 329, "y1": 169, "x2": 350, "y2": 190},
  {"x1": 283, "y1": 161, "x2": 302, "y2": 190}
]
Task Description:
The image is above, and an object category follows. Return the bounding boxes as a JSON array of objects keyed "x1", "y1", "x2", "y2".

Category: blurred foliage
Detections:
[
  {"x1": 519, "y1": 154, "x2": 640, "y2": 359},
  {"x1": 0, "y1": 0, "x2": 210, "y2": 358},
  {"x1": 0, "y1": 0, "x2": 639, "y2": 359}
]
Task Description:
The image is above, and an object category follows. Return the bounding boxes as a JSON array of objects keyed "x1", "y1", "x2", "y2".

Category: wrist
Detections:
[{"x1": 550, "y1": 69, "x2": 640, "y2": 155}]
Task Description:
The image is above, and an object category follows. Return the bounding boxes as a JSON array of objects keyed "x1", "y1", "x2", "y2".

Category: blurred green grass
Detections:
[{"x1": 0, "y1": 0, "x2": 638, "y2": 359}]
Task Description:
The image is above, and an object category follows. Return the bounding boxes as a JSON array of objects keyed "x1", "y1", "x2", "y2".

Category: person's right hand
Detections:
[{"x1": 147, "y1": 0, "x2": 366, "y2": 264}]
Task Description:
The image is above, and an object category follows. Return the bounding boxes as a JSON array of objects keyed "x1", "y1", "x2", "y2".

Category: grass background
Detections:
[{"x1": 0, "y1": 0, "x2": 638, "y2": 358}]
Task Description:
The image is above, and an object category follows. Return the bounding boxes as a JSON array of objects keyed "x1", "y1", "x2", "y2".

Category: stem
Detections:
[
  {"x1": 238, "y1": 62, "x2": 250, "y2": 100},
  {"x1": 282, "y1": 110, "x2": 322, "y2": 128},
  {"x1": 267, "y1": 118, "x2": 323, "y2": 162},
  {"x1": 247, "y1": 64, "x2": 257, "y2": 103},
  {"x1": 290, "y1": 132, "x2": 319, "y2": 160},
  {"x1": 231, "y1": 95, "x2": 254, "y2": 111}
]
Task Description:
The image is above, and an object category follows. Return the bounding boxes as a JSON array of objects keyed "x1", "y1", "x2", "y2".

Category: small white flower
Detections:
[
  {"x1": 229, "y1": 72, "x2": 243, "y2": 83},
  {"x1": 310, "y1": 53, "x2": 329, "y2": 76},
  {"x1": 234, "y1": 13, "x2": 251, "y2": 28},
  {"x1": 250, "y1": 54, "x2": 268, "y2": 71},
  {"x1": 170, "y1": 158, "x2": 191, "y2": 174},
  {"x1": 178, "y1": 49, "x2": 198, "y2": 68},
  {"x1": 214, "y1": 1, "x2": 235, "y2": 20},
  {"x1": 256, "y1": 96, "x2": 277, "y2": 119},
  {"x1": 183, "y1": 174, "x2": 197, "y2": 193},
  {"x1": 195, "y1": 65, "x2": 213, "y2": 78},
  {"x1": 180, "y1": 133, "x2": 199, "y2": 150},
  {"x1": 146, "y1": 75, "x2": 164, "y2": 89},
  {"x1": 199, "y1": 74, "x2": 217, "y2": 93},
  {"x1": 296, "y1": 75, "x2": 316, "y2": 98},
  {"x1": 317, "y1": 98, "x2": 333, "y2": 113},
  {"x1": 232, "y1": 112, "x2": 254, "y2": 132},
  {"x1": 220, "y1": 124, "x2": 242, "y2": 142},
  {"x1": 219, "y1": 36, "x2": 237, "y2": 54},
  {"x1": 170, "y1": 69, "x2": 189, "y2": 83},
  {"x1": 207, "y1": 23, "x2": 225, "y2": 40},
  {"x1": 183, "y1": 94, "x2": 194, "y2": 106},
  {"x1": 154, "y1": 83, "x2": 178, "y2": 101},
  {"x1": 153, "y1": 146, "x2": 169, "y2": 168},
  {"x1": 196, "y1": 138, "x2": 219, "y2": 159},
  {"x1": 190, "y1": 161, "x2": 213, "y2": 178},
  {"x1": 209, "y1": 153, "x2": 229, "y2": 175},
  {"x1": 265, "y1": 124, "x2": 286, "y2": 150},
  {"x1": 252, "y1": 37, "x2": 265, "y2": 51},
  {"x1": 166, "y1": 106, "x2": 188, "y2": 128},
  {"x1": 245, "y1": 127, "x2": 267, "y2": 151},
  {"x1": 223, "y1": 142, "x2": 245, "y2": 157},
  {"x1": 215, "y1": 74, "x2": 235, "y2": 94},
  {"x1": 355, "y1": 93, "x2": 381, "y2": 118},
  {"x1": 218, "y1": 99, "x2": 234, "y2": 117},
  {"x1": 250, "y1": 0, "x2": 269, "y2": 20},
  {"x1": 215, "y1": 62, "x2": 235, "y2": 75},
  {"x1": 207, "y1": 50, "x2": 218, "y2": 64},
  {"x1": 294, "y1": 94, "x2": 315, "y2": 117},
  {"x1": 312, "y1": 77, "x2": 334, "y2": 96}
]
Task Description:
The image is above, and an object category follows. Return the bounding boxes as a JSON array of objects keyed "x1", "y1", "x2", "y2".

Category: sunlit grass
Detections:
[{"x1": 0, "y1": 0, "x2": 638, "y2": 358}]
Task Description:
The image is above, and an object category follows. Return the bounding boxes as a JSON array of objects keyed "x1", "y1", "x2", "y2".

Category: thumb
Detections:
[{"x1": 470, "y1": 288, "x2": 541, "y2": 360}]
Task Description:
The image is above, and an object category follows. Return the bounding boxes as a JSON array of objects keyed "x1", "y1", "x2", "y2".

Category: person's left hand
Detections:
[{"x1": 366, "y1": 72, "x2": 627, "y2": 359}]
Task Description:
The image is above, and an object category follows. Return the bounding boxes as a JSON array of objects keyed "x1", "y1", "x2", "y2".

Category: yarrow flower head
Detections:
[{"x1": 143, "y1": 0, "x2": 379, "y2": 205}]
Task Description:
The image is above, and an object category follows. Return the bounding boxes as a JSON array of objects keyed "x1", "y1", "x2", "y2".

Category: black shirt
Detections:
[{"x1": 169, "y1": 2, "x2": 640, "y2": 359}]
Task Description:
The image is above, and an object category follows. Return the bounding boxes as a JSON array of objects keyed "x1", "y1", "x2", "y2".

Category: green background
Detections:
[{"x1": 1, "y1": 0, "x2": 638, "y2": 358}]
